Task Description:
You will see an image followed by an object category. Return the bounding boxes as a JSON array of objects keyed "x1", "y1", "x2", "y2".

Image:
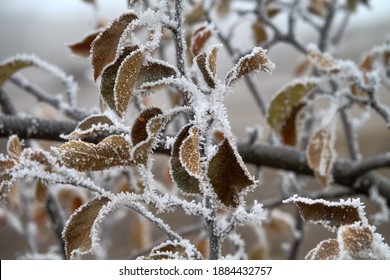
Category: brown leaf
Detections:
[
  {"x1": 308, "y1": 0, "x2": 329, "y2": 17},
  {"x1": 267, "y1": 81, "x2": 315, "y2": 145},
  {"x1": 249, "y1": 244, "x2": 270, "y2": 260},
  {"x1": 7, "y1": 135, "x2": 22, "y2": 160},
  {"x1": 136, "y1": 60, "x2": 178, "y2": 90},
  {"x1": 68, "y1": 30, "x2": 101, "y2": 58},
  {"x1": 180, "y1": 126, "x2": 201, "y2": 177},
  {"x1": 306, "y1": 239, "x2": 339, "y2": 260},
  {"x1": 100, "y1": 46, "x2": 139, "y2": 116},
  {"x1": 216, "y1": 0, "x2": 230, "y2": 18},
  {"x1": 131, "y1": 107, "x2": 168, "y2": 165},
  {"x1": 360, "y1": 54, "x2": 374, "y2": 72},
  {"x1": 63, "y1": 196, "x2": 110, "y2": 259},
  {"x1": 0, "y1": 58, "x2": 34, "y2": 86},
  {"x1": 207, "y1": 138, "x2": 255, "y2": 208},
  {"x1": 195, "y1": 46, "x2": 219, "y2": 89},
  {"x1": 252, "y1": 20, "x2": 268, "y2": 45},
  {"x1": 35, "y1": 180, "x2": 48, "y2": 203},
  {"x1": 170, "y1": 124, "x2": 201, "y2": 195},
  {"x1": 0, "y1": 158, "x2": 16, "y2": 173},
  {"x1": 185, "y1": 4, "x2": 205, "y2": 25},
  {"x1": 91, "y1": 12, "x2": 138, "y2": 80},
  {"x1": 67, "y1": 114, "x2": 114, "y2": 140},
  {"x1": 340, "y1": 224, "x2": 373, "y2": 259},
  {"x1": 22, "y1": 149, "x2": 50, "y2": 166},
  {"x1": 0, "y1": 177, "x2": 14, "y2": 202},
  {"x1": 285, "y1": 196, "x2": 365, "y2": 231},
  {"x1": 225, "y1": 47, "x2": 274, "y2": 87},
  {"x1": 130, "y1": 216, "x2": 151, "y2": 251},
  {"x1": 293, "y1": 59, "x2": 310, "y2": 77},
  {"x1": 58, "y1": 135, "x2": 133, "y2": 171},
  {"x1": 306, "y1": 127, "x2": 336, "y2": 186},
  {"x1": 308, "y1": 47, "x2": 339, "y2": 72},
  {"x1": 191, "y1": 25, "x2": 213, "y2": 57},
  {"x1": 144, "y1": 241, "x2": 192, "y2": 260}
]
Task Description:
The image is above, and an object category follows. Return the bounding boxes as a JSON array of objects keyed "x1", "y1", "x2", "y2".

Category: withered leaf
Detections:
[
  {"x1": 340, "y1": 224, "x2": 373, "y2": 258},
  {"x1": 225, "y1": 47, "x2": 274, "y2": 87},
  {"x1": 216, "y1": 0, "x2": 230, "y2": 18},
  {"x1": 143, "y1": 241, "x2": 191, "y2": 260},
  {"x1": 191, "y1": 25, "x2": 213, "y2": 57},
  {"x1": 114, "y1": 49, "x2": 144, "y2": 116},
  {"x1": 267, "y1": 81, "x2": 315, "y2": 145},
  {"x1": 21, "y1": 149, "x2": 50, "y2": 166},
  {"x1": 180, "y1": 126, "x2": 201, "y2": 177},
  {"x1": 170, "y1": 124, "x2": 201, "y2": 195},
  {"x1": 58, "y1": 135, "x2": 133, "y2": 171},
  {"x1": 285, "y1": 196, "x2": 365, "y2": 231},
  {"x1": 306, "y1": 127, "x2": 336, "y2": 186},
  {"x1": 0, "y1": 58, "x2": 34, "y2": 86},
  {"x1": 185, "y1": 4, "x2": 206, "y2": 25},
  {"x1": 7, "y1": 135, "x2": 21, "y2": 160},
  {"x1": 207, "y1": 138, "x2": 255, "y2": 208},
  {"x1": 308, "y1": 47, "x2": 340, "y2": 72},
  {"x1": 136, "y1": 59, "x2": 178, "y2": 90},
  {"x1": 68, "y1": 30, "x2": 101, "y2": 58},
  {"x1": 66, "y1": 114, "x2": 114, "y2": 140},
  {"x1": 100, "y1": 46, "x2": 139, "y2": 116},
  {"x1": 195, "y1": 46, "x2": 219, "y2": 89},
  {"x1": 35, "y1": 180, "x2": 48, "y2": 203},
  {"x1": 63, "y1": 196, "x2": 110, "y2": 259},
  {"x1": 306, "y1": 239, "x2": 340, "y2": 260},
  {"x1": 0, "y1": 176, "x2": 14, "y2": 201},
  {"x1": 252, "y1": 20, "x2": 268, "y2": 45},
  {"x1": 307, "y1": 0, "x2": 329, "y2": 17},
  {"x1": 91, "y1": 12, "x2": 138, "y2": 80},
  {"x1": 131, "y1": 107, "x2": 168, "y2": 165},
  {"x1": 0, "y1": 158, "x2": 16, "y2": 173}
]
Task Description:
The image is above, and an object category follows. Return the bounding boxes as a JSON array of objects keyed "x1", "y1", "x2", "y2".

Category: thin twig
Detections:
[
  {"x1": 46, "y1": 191, "x2": 66, "y2": 259},
  {"x1": 0, "y1": 88, "x2": 17, "y2": 115},
  {"x1": 340, "y1": 109, "x2": 361, "y2": 161},
  {"x1": 318, "y1": 0, "x2": 337, "y2": 51}
]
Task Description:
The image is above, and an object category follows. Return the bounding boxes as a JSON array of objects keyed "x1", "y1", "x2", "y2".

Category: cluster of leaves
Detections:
[{"x1": 1, "y1": 0, "x2": 390, "y2": 260}]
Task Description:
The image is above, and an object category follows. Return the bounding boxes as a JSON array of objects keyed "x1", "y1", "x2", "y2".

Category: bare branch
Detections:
[{"x1": 0, "y1": 88, "x2": 17, "y2": 115}]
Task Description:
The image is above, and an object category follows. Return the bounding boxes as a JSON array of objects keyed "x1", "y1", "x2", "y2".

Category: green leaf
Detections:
[
  {"x1": 100, "y1": 46, "x2": 140, "y2": 116},
  {"x1": 91, "y1": 12, "x2": 138, "y2": 80},
  {"x1": 58, "y1": 135, "x2": 133, "y2": 171},
  {"x1": 195, "y1": 46, "x2": 219, "y2": 89},
  {"x1": 170, "y1": 124, "x2": 201, "y2": 195},
  {"x1": 131, "y1": 107, "x2": 168, "y2": 165},
  {"x1": 267, "y1": 81, "x2": 316, "y2": 145},
  {"x1": 68, "y1": 30, "x2": 101, "y2": 58},
  {"x1": 225, "y1": 47, "x2": 274, "y2": 87},
  {"x1": 63, "y1": 196, "x2": 110, "y2": 259},
  {"x1": 0, "y1": 59, "x2": 34, "y2": 86},
  {"x1": 136, "y1": 59, "x2": 178, "y2": 90},
  {"x1": 284, "y1": 196, "x2": 366, "y2": 232},
  {"x1": 207, "y1": 138, "x2": 255, "y2": 208}
]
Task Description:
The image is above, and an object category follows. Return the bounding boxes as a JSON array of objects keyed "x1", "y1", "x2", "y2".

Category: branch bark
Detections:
[{"x1": 1, "y1": 115, "x2": 389, "y2": 206}]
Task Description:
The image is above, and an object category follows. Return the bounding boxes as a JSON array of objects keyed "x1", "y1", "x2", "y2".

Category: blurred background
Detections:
[{"x1": 0, "y1": 0, "x2": 390, "y2": 259}]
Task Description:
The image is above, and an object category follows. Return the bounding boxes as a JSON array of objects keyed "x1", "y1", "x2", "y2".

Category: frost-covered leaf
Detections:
[
  {"x1": 252, "y1": 20, "x2": 268, "y2": 45},
  {"x1": 305, "y1": 239, "x2": 339, "y2": 260},
  {"x1": 58, "y1": 135, "x2": 133, "y2": 171},
  {"x1": 35, "y1": 180, "x2": 48, "y2": 203},
  {"x1": 21, "y1": 149, "x2": 50, "y2": 166},
  {"x1": 131, "y1": 107, "x2": 168, "y2": 165},
  {"x1": 207, "y1": 139, "x2": 255, "y2": 208},
  {"x1": 180, "y1": 126, "x2": 201, "y2": 177},
  {"x1": 127, "y1": 0, "x2": 141, "y2": 7},
  {"x1": 195, "y1": 46, "x2": 219, "y2": 89},
  {"x1": 141, "y1": 240, "x2": 193, "y2": 260},
  {"x1": 225, "y1": 47, "x2": 275, "y2": 87},
  {"x1": 267, "y1": 81, "x2": 315, "y2": 146},
  {"x1": 91, "y1": 12, "x2": 138, "y2": 80},
  {"x1": 170, "y1": 124, "x2": 201, "y2": 195},
  {"x1": 284, "y1": 195, "x2": 366, "y2": 232},
  {"x1": 7, "y1": 135, "x2": 21, "y2": 160},
  {"x1": 307, "y1": 45, "x2": 340, "y2": 72},
  {"x1": 191, "y1": 25, "x2": 213, "y2": 57},
  {"x1": 68, "y1": 30, "x2": 101, "y2": 58},
  {"x1": 339, "y1": 223, "x2": 373, "y2": 259},
  {"x1": 306, "y1": 127, "x2": 336, "y2": 186},
  {"x1": 63, "y1": 196, "x2": 110, "y2": 259},
  {"x1": 0, "y1": 158, "x2": 16, "y2": 173},
  {"x1": 100, "y1": 46, "x2": 140, "y2": 116},
  {"x1": 65, "y1": 114, "x2": 114, "y2": 140},
  {"x1": 0, "y1": 176, "x2": 14, "y2": 201},
  {"x1": 136, "y1": 59, "x2": 178, "y2": 90},
  {"x1": 0, "y1": 59, "x2": 34, "y2": 86}
]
